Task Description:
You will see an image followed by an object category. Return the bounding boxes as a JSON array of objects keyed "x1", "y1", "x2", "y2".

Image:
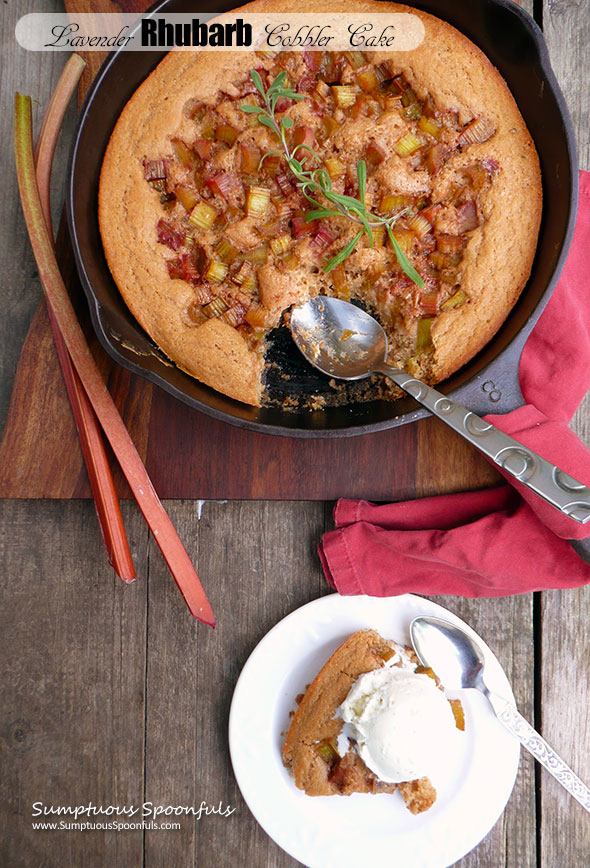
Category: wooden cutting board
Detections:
[{"x1": 0, "y1": 0, "x2": 500, "y2": 500}]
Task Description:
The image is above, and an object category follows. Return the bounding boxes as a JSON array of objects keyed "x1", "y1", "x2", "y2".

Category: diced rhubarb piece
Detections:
[
  {"x1": 436, "y1": 234, "x2": 467, "y2": 254},
  {"x1": 403, "y1": 102, "x2": 422, "y2": 121},
  {"x1": 332, "y1": 86, "x2": 356, "y2": 108},
  {"x1": 356, "y1": 69, "x2": 380, "y2": 92},
  {"x1": 315, "y1": 79, "x2": 330, "y2": 100},
  {"x1": 394, "y1": 132, "x2": 422, "y2": 157},
  {"x1": 426, "y1": 143, "x2": 450, "y2": 175},
  {"x1": 330, "y1": 264, "x2": 350, "y2": 299},
  {"x1": 274, "y1": 200, "x2": 293, "y2": 220},
  {"x1": 180, "y1": 252, "x2": 202, "y2": 285},
  {"x1": 292, "y1": 125, "x2": 315, "y2": 148},
  {"x1": 202, "y1": 297, "x2": 229, "y2": 319},
  {"x1": 441, "y1": 289, "x2": 467, "y2": 310},
  {"x1": 274, "y1": 97, "x2": 294, "y2": 113},
  {"x1": 375, "y1": 62, "x2": 394, "y2": 86},
  {"x1": 175, "y1": 185, "x2": 198, "y2": 211},
  {"x1": 143, "y1": 158, "x2": 167, "y2": 181},
  {"x1": 205, "y1": 260, "x2": 228, "y2": 284},
  {"x1": 457, "y1": 116, "x2": 495, "y2": 146},
  {"x1": 205, "y1": 171, "x2": 241, "y2": 200},
  {"x1": 240, "y1": 141, "x2": 261, "y2": 174},
  {"x1": 171, "y1": 138, "x2": 195, "y2": 169},
  {"x1": 221, "y1": 302, "x2": 248, "y2": 327},
  {"x1": 312, "y1": 225, "x2": 336, "y2": 253},
  {"x1": 245, "y1": 243, "x2": 269, "y2": 264},
  {"x1": 215, "y1": 238, "x2": 239, "y2": 262},
  {"x1": 324, "y1": 158, "x2": 345, "y2": 179},
  {"x1": 344, "y1": 50, "x2": 366, "y2": 69},
  {"x1": 401, "y1": 86, "x2": 418, "y2": 108},
  {"x1": 420, "y1": 203, "x2": 442, "y2": 224},
  {"x1": 455, "y1": 200, "x2": 479, "y2": 232},
  {"x1": 418, "y1": 116, "x2": 442, "y2": 138},
  {"x1": 232, "y1": 260, "x2": 254, "y2": 286},
  {"x1": 157, "y1": 219, "x2": 185, "y2": 251},
  {"x1": 270, "y1": 234, "x2": 292, "y2": 256},
  {"x1": 166, "y1": 258, "x2": 184, "y2": 280},
  {"x1": 240, "y1": 270, "x2": 258, "y2": 293},
  {"x1": 482, "y1": 157, "x2": 500, "y2": 173},
  {"x1": 317, "y1": 115, "x2": 340, "y2": 142},
  {"x1": 215, "y1": 125, "x2": 238, "y2": 146},
  {"x1": 188, "y1": 201, "x2": 218, "y2": 230},
  {"x1": 303, "y1": 50, "x2": 323, "y2": 73},
  {"x1": 193, "y1": 139, "x2": 215, "y2": 161},
  {"x1": 246, "y1": 185, "x2": 270, "y2": 218},
  {"x1": 416, "y1": 317, "x2": 434, "y2": 351},
  {"x1": 292, "y1": 215, "x2": 317, "y2": 237},
  {"x1": 319, "y1": 52, "x2": 343, "y2": 85},
  {"x1": 261, "y1": 153, "x2": 282, "y2": 176},
  {"x1": 297, "y1": 75, "x2": 316, "y2": 93},
  {"x1": 193, "y1": 284, "x2": 214, "y2": 304},
  {"x1": 380, "y1": 193, "x2": 411, "y2": 212},
  {"x1": 462, "y1": 163, "x2": 491, "y2": 192},
  {"x1": 408, "y1": 214, "x2": 432, "y2": 238},
  {"x1": 344, "y1": 165, "x2": 358, "y2": 197},
  {"x1": 245, "y1": 302, "x2": 267, "y2": 327},
  {"x1": 281, "y1": 253, "x2": 300, "y2": 271},
  {"x1": 183, "y1": 98, "x2": 207, "y2": 121},
  {"x1": 419, "y1": 291, "x2": 439, "y2": 315},
  {"x1": 159, "y1": 192, "x2": 176, "y2": 209},
  {"x1": 371, "y1": 225, "x2": 386, "y2": 247},
  {"x1": 316, "y1": 739, "x2": 339, "y2": 764},
  {"x1": 383, "y1": 95, "x2": 403, "y2": 112},
  {"x1": 276, "y1": 173, "x2": 294, "y2": 197},
  {"x1": 364, "y1": 141, "x2": 386, "y2": 167}
]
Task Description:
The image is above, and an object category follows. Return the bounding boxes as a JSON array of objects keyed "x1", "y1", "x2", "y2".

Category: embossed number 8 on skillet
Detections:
[{"x1": 67, "y1": 0, "x2": 577, "y2": 438}]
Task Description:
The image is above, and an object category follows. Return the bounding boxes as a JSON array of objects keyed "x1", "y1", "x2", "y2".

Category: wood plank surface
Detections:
[
  {"x1": 0, "y1": 499, "x2": 537, "y2": 868},
  {"x1": 540, "y1": 0, "x2": 590, "y2": 864}
]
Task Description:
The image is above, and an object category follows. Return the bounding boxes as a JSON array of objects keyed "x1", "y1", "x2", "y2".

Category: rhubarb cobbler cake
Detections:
[
  {"x1": 99, "y1": 0, "x2": 542, "y2": 408},
  {"x1": 282, "y1": 629, "x2": 465, "y2": 814}
]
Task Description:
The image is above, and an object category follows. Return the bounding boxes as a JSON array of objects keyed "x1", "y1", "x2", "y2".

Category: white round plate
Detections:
[{"x1": 229, "y1": 593, "x2": 519, "y2": 868}]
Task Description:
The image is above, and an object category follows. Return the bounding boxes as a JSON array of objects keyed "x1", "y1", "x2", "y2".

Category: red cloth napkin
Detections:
[{"x1": 319, "y1": 171, "x2": 590, "y2": 598}]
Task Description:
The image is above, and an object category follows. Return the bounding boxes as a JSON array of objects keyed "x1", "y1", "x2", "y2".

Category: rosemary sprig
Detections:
[{"x1": 240, "y1": 70, "x2": 424, "y2": 287}]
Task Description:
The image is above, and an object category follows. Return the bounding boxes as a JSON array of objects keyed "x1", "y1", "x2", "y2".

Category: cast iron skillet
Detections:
[{"x1": 67, "y1": 0, "x2": 578, "y2": 438}]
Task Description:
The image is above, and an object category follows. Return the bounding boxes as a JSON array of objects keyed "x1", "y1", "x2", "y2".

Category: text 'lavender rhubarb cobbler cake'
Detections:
[{"x1": 99, "y1": 0, "x2": 542, "y2": 408}]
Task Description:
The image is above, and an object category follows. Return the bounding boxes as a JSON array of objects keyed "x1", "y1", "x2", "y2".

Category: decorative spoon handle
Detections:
[
  {"x1": 484, "y1": 690, "x2": 590, "y2": 812},
  {"x1": 379, "y1": 364, "x2": 590, "y2": 524}
]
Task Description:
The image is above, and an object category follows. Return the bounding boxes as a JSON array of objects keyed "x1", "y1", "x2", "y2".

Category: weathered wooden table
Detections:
[{"x1": 1, "y1": 1, "x2": 589, "y2": 866}]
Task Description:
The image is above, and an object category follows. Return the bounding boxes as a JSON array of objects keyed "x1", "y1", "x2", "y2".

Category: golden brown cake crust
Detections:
[
  {"x1": 99, "y1": 0, "x2": 542, "y2": 406},
  {"x1": 282, "y1": 628, "x2": 437, "y2": 813}
]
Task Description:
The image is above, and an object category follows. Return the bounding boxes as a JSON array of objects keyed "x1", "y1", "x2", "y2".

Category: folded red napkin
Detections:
[{"x1": 319, "y1": 171, "x2": 590, "y2": 598}]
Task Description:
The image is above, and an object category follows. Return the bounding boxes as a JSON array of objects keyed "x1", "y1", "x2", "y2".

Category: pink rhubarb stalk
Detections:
[
  {"x1": 35, "y1": 54, "x2": 135, "y2": 583},
  {"x1": 15, "y1": 92, "x2": 214, "y2": 627}
]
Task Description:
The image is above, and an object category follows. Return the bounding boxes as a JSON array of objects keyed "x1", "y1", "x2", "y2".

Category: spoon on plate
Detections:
[
  {"x1": 409, "y1": 615, "x2": 590, "y2": 811},
  {"x1": 290, "y1": 296, "x2": 590, "y2": 524}
]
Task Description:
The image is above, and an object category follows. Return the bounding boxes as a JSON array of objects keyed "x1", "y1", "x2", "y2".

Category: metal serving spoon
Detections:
[
  {"x1": 290, "y1": 296, "x2": 590, "y2": 524},
  {"x1": 410, "y1": 615, "x2": 590, "y2": 811}
]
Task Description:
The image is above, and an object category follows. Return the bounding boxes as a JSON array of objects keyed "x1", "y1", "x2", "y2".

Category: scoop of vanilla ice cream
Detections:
[{"x1": 339, "y1": 664, "x2": 459, "y2": 784}]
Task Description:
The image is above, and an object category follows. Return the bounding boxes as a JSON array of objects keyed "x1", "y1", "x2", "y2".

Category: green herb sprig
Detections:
[{"x1": 240, "y1": 70, "x2": 424, "y2": 286}]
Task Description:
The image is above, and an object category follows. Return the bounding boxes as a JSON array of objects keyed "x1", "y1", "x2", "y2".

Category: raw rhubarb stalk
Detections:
[
  {"x1": 15, "y1": 92, "x2": 215, "y2": 627},
  {"x1": 34, "y1": 54, "x2": 135, "y2": 583}
]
